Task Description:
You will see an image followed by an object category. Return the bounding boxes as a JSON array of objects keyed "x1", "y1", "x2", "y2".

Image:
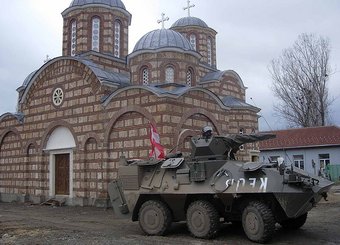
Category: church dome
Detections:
[
  {"x1": 69, "y1": 0, "x2": 126, "y2": 9},
  {"x1": 133, "y1": 29, "x2": 194, "y2": 52},
  {"x1": 171, "y1": 16, "x2": 208, "y2": 28}
]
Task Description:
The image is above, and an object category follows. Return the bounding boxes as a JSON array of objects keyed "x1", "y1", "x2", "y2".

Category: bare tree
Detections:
[{"x1": 269, "y1": 33, "x2": 332, "y2": 127}]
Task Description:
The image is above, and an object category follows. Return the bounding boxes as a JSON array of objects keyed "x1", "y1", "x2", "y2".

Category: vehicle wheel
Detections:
[
  {"x1": 242, "y1": 201, "x2": 275, "y2": 243},
  {"x1": 279, "y1": 213, "x2": 307, "y2": 230},
  {"x1": 138, "y1": 200, "x2": 172, "y2": 236},
  {"x1": 186, "y1": 200, "x2": 220, "y2": 239}
]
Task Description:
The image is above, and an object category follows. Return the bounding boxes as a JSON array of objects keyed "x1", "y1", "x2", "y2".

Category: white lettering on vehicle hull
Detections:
[{"x1": 225, "y1": 177, "x2": 268, "y2": 192}]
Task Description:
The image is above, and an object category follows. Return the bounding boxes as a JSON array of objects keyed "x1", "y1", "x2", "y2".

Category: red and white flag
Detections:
[{"x1": 149, "y1": 123, "x2": 165, "y2": 159}]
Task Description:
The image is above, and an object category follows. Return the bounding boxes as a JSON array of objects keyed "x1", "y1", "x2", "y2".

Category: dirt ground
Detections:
[{"x1": 1, "y1": 188, "x2": 340, "y2": 245}]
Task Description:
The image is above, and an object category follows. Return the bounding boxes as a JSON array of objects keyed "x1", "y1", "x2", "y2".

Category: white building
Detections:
[{"x1": 259, "y1": 126, "x2": 340, "y2": 180}]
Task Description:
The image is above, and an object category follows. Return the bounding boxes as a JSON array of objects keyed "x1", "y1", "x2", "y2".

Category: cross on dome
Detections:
[
  {"x1": 157, "y1": 13, "x2": 169, "y2": 29},
  {"x1": 44, "y1": 55, "x2": 50, "y2": 63},
  {"x1": 183, "y1": 0, "x2": 195, "y2": 17}
]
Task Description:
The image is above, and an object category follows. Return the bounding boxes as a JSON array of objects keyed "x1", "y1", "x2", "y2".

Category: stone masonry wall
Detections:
[
  {"x1": 62, "y1": 7, "x2": 129, "y2": 58},
  {"x1": 0, "y1": 59, "x2": 258, "y2": 205}
]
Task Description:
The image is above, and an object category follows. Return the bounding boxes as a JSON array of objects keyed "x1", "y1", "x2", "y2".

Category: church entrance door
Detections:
[
  {"x1": 46, "y1": 127, "x2": 75, "y2": 198},
  {"x1": 55, "y1": 153, "x2": 70, "y2": 195}
]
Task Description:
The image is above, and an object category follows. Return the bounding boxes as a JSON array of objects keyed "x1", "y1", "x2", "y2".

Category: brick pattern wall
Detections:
[
  {"x1": 203, "y1": 75, "x2": 246, "y2": 100},
  {"x1": 0, "y1": 130, "x2": 23, "y2": 194},
  {"x1": 79, "y1": 53, "x2": 129, "y2": 73},
  {"x1": 77, "y1": 137, "x2": 100, "y2": 199},
  {"x1": 62, "y1": 7, "x2": 130, "y2": 58},
  {"x1": 108, "y1": 113, "x2": 150, "y2": 160},
  {"x1": 0, "y1": 60, "x2": 258, "y2": 205},
  {"x1": 171, "y1": 26, "x2": 217, "y2": 68},
  {"x1": 0, "y1": 59, "x2": 106, "y2": 201},
  {"x1": 26, "y1": 143, "x2": 40, "y2": 196},
  {"x1": 129, "y1": 52, "x2": 199, "y2": 85},
  {"x1": 0, "y1": 83, "x2": 255, "y2": 204},
  {"x1": 0, "y1": 2, "x2": 260, "y2": 205},
  {"x1": 129, "y1": 50, "x2": 246, "y2": 102}
]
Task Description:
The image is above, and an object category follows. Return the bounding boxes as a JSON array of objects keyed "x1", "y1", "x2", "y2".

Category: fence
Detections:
[{"x1": 329, "y1": 164, "x2": 340, "y2": 182}]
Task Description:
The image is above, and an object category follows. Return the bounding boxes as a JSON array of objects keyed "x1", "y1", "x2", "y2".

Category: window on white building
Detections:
[
  {"x1": 319, "y1": 153, "x2": 330, "y2": 168},
  {"x1": 293, "y1": 155, "x2": 304, "y2": 170},
  {"x1": 269, "y1": 156, "x2": 280, "y2": 162}
]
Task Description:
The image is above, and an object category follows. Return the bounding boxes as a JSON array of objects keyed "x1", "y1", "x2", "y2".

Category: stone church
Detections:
[{"x1": 0, "y1": 0, "x2": 260, "y2": 206}]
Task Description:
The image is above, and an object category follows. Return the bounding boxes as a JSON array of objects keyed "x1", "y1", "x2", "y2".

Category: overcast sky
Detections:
[{"x1": 0, "y1": 0, "x2": 339, "y2": 131}]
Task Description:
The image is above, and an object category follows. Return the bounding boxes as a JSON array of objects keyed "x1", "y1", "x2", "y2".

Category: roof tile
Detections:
[{"x1": 259, "y1": 126, "x2": 340, "y2": 150}]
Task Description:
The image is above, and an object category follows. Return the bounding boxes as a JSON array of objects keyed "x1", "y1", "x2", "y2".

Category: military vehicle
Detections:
[{"x1": 108, "y1": 127, "x2": 334, "y2": 243}]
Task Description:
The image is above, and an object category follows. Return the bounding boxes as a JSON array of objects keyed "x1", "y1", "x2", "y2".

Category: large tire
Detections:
[
  {"x1": 242, "y1": 201, "x2": 275, "y2": 243},
  {"x1": 138, "y1": 200, "x2": 172, "y2": 236},
  {"x1": 279, "y1": 213, "x2": 308, "y2": 230},
  {"x1": 186, "y1": 200, "x2": 220, "y2": 239}
]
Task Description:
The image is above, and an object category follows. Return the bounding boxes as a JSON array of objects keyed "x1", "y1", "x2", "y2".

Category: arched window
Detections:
[
  {"x1": 186, "y1": 68, "x2": 193, "y2": 87},
  {"x1": 114, "y1": 20, "x2": 121, "y2": 58},
  {"x1": 70, "y1": 20, "x2": 77, "y2": 56},
  {"x1": 165, "y1": 66, "x2": 174, "y2": 83},
  {"x1": 189, "y1": 34, "x2": 196, "y2": 51},
  {"x1": 207, "y1": 37, "x2": 212, "y2": 65},
  {"x1": 27, "y1": 143, "x2": 36, "y2": 156},
  {"x1": 142, "y1": 67, "x2": 149, "y2": 85},
  {"x1": 92, "y1": 17, "x2": 100, "y2": 52}
]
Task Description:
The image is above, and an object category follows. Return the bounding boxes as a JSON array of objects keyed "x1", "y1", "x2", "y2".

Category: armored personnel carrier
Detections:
[{"x1": 108, "y1": 128, "x2": 333, "y2": 243}]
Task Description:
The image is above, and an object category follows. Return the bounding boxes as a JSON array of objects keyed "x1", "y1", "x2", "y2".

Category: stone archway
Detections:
[
  {"x1": 174, "y1": 109, "x2": 222, "y2": 154},
  {"x1": 0, "y1": 129, "x2": 23, "y2": 197},
  {"x1": 174, "y1": 108, "x2": 222, "y2": 145}
]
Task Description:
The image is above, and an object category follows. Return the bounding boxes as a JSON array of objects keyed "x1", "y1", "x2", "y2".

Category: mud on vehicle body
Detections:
[{"x1": 108, "y1": 132, "x2": 333, "y2": 243}]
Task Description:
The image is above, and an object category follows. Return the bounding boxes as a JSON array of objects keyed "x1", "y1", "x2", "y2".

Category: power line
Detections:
[{"x1": 250, "y1": 97, "x2": 273, "y2": 131}]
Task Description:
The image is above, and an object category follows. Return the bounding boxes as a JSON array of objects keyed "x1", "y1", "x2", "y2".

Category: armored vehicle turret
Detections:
[{"x1": 108, "y1": 131, "x2": 333, "y2": 243}]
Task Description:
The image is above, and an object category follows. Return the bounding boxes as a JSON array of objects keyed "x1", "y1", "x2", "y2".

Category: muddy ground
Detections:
[{"x1": 1, "y1": 189, "x2": 340, "y2": 245}]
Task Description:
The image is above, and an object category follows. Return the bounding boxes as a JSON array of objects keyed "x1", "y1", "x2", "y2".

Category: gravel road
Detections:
[{"x1": 1, "y1": 189, "x2": 340, "y2": 245}]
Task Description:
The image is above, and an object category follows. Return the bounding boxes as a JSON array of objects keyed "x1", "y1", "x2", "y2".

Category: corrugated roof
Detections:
[
  {"x1": 199, "y1": 70, "x2": 246, "y2": 89},
  {"x1": 21, "y1": 57, "x2": 130, "y2": 89},
  {"x1": 133, "y1": 29, "x2": 194, "y2": 52},
  {"x1": 259, "y1": 126, "x2": 340, "y2": 150},
  {"x1": 63, "y1": 0, "x2": 131, "y2": 23},
  {"x1": 200, "y1": 70, "x2": 224, "y2": 82},
  {"x1": 222, "y1": 95, "x2": 259, "y2": 111},
  {"x1": 0, "y1": 112, "x2": 24, "y2": 123},
  {"x1": 79, "y1": 59, "x2": 130, "y2": 85},
  {"x1": 22, "y1": 70, "x2": 38, "y2": 86}
]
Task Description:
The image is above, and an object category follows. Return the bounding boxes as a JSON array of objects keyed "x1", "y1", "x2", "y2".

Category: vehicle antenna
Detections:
[{"x1": 250, "y1": 97, "x2": 273, "y2": 131}]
